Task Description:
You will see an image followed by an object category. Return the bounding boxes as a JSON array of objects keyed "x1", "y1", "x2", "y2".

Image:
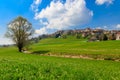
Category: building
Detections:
[{"x1": 116, "y1": 32, "x2": 120, "y2": 40}]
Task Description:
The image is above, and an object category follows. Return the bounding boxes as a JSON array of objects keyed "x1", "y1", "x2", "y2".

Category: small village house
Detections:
[{"x1": 116, "y1": 32, "x2": 120, "y2": 40}]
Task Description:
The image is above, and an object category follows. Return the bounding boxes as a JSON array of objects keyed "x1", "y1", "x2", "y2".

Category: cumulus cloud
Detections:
[
  {"x1": 96, "y1": 24, "x2": 120, "y2": 30},
  {"x1": 96, "y1": 26, "x2": 108, "y2": 29},
  {"x1": 116, "y1": 24, "x2": 120, "y2": 29},
  {"x1": 31, "y1": 0, "x2": 42, "y2": 12},
  {"x1": 96, "y1": 27, "x2": 102, "y2": 29},
  {"x1": 32, "y1": 0, "x2": 93, "y2": 35},
  {"x1": 95, "y1": 0, "x2": 113, "y2": 5},
  {"x1": 0, "y1": 36, "x2": 14, "y2": 45},
  {"x1": 35, "y1": 27, "x2": 48, "y2": 34}
]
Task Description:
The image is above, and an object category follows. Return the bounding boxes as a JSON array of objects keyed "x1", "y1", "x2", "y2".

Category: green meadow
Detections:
[
  {"x1": 32, "y1": 37, "x2": 120, "y2": 60},
  {"x1": 0, "y1": 37, "x2": 120, "y2": 80}
]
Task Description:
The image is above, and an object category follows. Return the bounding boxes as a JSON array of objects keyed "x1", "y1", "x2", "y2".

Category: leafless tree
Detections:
[{"x1": 6, "y1": 16, "x2": 34, "y2": 52}]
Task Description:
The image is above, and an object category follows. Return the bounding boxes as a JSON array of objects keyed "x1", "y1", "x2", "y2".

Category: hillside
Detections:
[
  {"x1": 31, "y1": 37, "x2": 120, "y2": 61},
  {"x1": 0, "y1": 37, "x2": 120, "y2": 79}
]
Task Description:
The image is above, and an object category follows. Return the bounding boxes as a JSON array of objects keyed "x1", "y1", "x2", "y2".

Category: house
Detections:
[
  {"x1": 82, "y1": 32, "x2": 88, "y2": 38},
  {"x1": 84, "y1": 28, "x2": 91, "y2": 32},
  {"x1": 116, "y1": 32, "x2": 120, "y2": 40}
]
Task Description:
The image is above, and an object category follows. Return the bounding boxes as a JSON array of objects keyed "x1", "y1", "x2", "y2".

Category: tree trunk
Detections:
[{"x1": 18, "y1": 47, "x2": 22, "y2": 52}]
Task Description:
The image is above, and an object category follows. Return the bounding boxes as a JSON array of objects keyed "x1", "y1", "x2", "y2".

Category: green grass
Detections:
[
  {"x1": 0, "y1": 47, "x2": 120, "y2": 80},
  {"x1": 31, "y1": 38, "x2": 120, "y2": 59},
  {"x1": 0, "y1": 37, "x2": 120, "y2": 79}
]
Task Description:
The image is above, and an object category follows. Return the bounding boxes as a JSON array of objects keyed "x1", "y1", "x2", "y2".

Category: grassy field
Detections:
[
  {"x1": 31, "y1": 37, "x2": 120, "y2": 60},
  {"x1": 0, "y1": 37, "x2": 120, "y2": 79},
  {"x1": 0, "y1": 47, "x2": 120, "y2": 80}
]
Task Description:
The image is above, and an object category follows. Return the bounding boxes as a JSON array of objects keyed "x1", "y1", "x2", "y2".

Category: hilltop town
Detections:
[{"x1": 37, "y1": 28, "x2": 120, "y2": 42}]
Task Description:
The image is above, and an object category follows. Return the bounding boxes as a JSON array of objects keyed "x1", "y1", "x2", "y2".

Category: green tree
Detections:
[
  {"x1": 103, "y1": 34, "x2": 108, "y2": 41},
  {"x1": 6, "y1": 16, "x2": 34, "y2": 52},
  {"x1": 62, "y1": 35, "x2": 67, "y2": 39},
  {"x1": 76, "y1": 33, "x2": 81, "y2": 39},
  {"x1": 99, "y1": 33, "x2": 108, "y2": 41},
  {"x1": 108, "y1": 33, "x2": 116, "y2": 40}
]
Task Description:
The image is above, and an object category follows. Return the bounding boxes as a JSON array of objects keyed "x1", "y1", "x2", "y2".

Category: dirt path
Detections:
[
  {"x1": 41, "y1": 54, "x2": 120, "y2": 62},
  {"x1": 24, "y1": 51, "x2": 120, "y2": 62}
]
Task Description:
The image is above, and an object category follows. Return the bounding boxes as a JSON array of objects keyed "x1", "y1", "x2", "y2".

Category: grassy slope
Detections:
[
  {"x1": 0, "y1": 47, "x2": 120, "y2": 80},
  {"x1": 31, "y1": 37, "x2": 120, "y2": 59}
]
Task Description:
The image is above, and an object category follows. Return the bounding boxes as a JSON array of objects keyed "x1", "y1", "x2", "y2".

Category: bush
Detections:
[
  {"x1": 62, "y1": 35, "x2": 67, "y2": 39},
  {"x1": 76, "y1": 34, "x2": 81, "y2": 39}
]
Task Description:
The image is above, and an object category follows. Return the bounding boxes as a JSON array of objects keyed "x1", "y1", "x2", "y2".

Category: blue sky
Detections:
[
  {"x1": 86, "y1": 0, "x2": 120, "y2": 28},
  {"x1": 0, "y1": 0, "x2": 120, "y2": 44}
]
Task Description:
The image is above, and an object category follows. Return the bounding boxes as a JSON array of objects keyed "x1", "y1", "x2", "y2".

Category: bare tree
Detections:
[{"x1": 6, "y1": 16, "x2": 34, "y2": 52}]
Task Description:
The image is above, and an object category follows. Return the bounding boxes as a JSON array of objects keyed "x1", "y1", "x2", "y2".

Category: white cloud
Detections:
[
  {"x1": 0, "y1": 36, "x2": 14, "y2": 45},
  {"x1": 0, "y1": 26, "x2": 14, "y2": 45},
  {"x1": 103, "y1": 26, "x2": 108, "y2": 29},
  {"x1": 33, "y1": 0, "x2": 93, "y2": 35},
  {"x1": 96, "y1": 26, "x2": 108, "y2": 29},
  {"x1": 31, "y1": 0, "x2": 42, "y2": 12},
  {"x1": 35, "y1": 27, "x2": 48, "y2": 34},
  {"x1": 116, "y1": 24, "x2": 120, "y2": 29},
  {"x1": 95, "y1": 24, "x2": 120, "y2": 30},
  {"x1": 96, "y1": 27, "x2": 102, "y2": 29},
  {"x1": 95, "y1": 0, "x2": 113, "y2": 5}
]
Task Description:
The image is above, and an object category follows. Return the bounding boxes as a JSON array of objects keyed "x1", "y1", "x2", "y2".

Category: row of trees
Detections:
[{"x1": 88, "y1": 33, "x2": 116, "y2": 41}]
